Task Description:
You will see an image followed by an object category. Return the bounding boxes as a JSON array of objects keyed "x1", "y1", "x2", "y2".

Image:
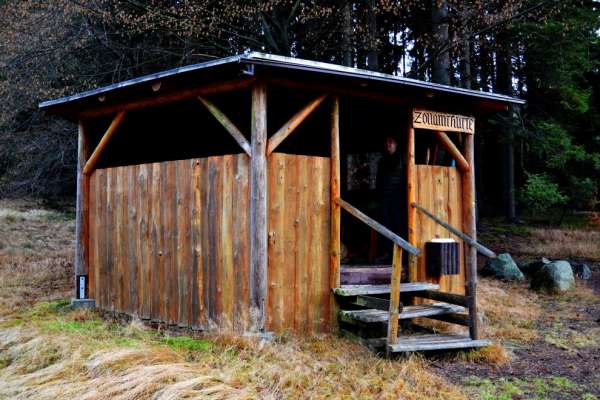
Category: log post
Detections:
[
  {"x1": 462, "y1": 133, "x2": 479, "y2": 339},
  {"x1": 330, "y1": 96, "x2": 341, "y2": 331},
  {"x1": 75, "y1": 120, "x2": 90, "y2": 298},
  {"x1": 250, "y1": 82, "x2": 268, "y2": 331},
  {"x1": 406, "y1": 123, "x2": 417, "y2": 282},
  {"x1": 386, "y1": 245, "x2": 403, "y2": 355}
]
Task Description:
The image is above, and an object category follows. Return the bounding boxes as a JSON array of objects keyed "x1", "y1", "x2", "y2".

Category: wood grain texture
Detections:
[
  {"x1": 415, "y1": 165, "x2": 465, "y2": 295},
  {"x1": 75, "y1": 121, "x2": 90, "y2": 295},
  {"x1": 462, "y1": 134, "x2": 479, "y2": 339},
  {"x1": 89, "y1": 155, "x2": 250, "y2": 331},
  {"x1": 329, "y1": 96, "x2": 341, "y2": 332},
  {"x1": 386, "y1": 245, "x2": 403, "y2": 351},
  {"x1": 250, "y1": 82, "x2": 268, "y2": 330},
  {"x1": 267, "y1": 153, "x2": 331, "y2": 334}
]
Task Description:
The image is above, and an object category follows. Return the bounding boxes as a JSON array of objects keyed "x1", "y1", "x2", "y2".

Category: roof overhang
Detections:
[{"x1": 39, "y1": 52, "x2": 525, "y2": 120}]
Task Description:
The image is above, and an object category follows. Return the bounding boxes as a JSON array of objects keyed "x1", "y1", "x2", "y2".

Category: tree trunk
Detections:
[
  {"x1": 459, "y1": 3, "x2": 471, "y2": 90},
  {"x1": 431, "y1": 0, "x2": 450, "y2": 85},
  {"x1": 366, "y1": 0, "x2": 378, "y2": 71},
  {"x1": 495, "y1": 30, "x2": 517, "y2": 222},
  {"x1": 342, "y1": 1, "x2": 353, "y2": 67}
]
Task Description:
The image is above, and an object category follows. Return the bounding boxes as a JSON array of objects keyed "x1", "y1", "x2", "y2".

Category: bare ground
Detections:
[{"x1": 0, "y1": 199, "x2": 599, "y2": 399}]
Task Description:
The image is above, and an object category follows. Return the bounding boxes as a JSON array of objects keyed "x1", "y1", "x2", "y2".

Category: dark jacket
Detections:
[{"x1": 376, "y1": 151, "x2": 406, "y2": 199}]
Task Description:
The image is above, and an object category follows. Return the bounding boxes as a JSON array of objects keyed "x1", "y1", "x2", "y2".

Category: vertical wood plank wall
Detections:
[
  {"x1": 89, "y1": 154, "x2": 251, "y2": 331},
  {"x1": 267, "y1": 153, "x2": 331, "y2": 334},
  {"x1": 415, "y1": 165, "x2": 465, "y2": 295}
]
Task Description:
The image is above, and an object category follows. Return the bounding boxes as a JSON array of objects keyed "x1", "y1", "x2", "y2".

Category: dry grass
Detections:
[
  {"x1": 508, "y1": 227, "x2": 600, "y2": 261},
  {"x1": 0, "y1": 305, "x2": 468, "y2": 400},
  {"x1": 477, "y1": 278, "x2": 542, "y2": 343},
  {"x1": 0, "y1": 200, "x2": 468, "y2": 400},
  {"x1": 2, "y1": 200, "x2": 597, "y2": 399}
]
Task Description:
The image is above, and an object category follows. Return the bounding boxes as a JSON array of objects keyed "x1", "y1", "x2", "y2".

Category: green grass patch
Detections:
[
  {"x1": 464, "y1": 375, "x2": 592, "y2": 400},
  {"x1": 43, "y1": 319, "x2": 104, "y2": 333},
  {"x1": 161, "y1": 336, "x2": 212, "y2": 352},
  {"x1": 23, "y1": 299, "x2": 70, "y2": 320}
]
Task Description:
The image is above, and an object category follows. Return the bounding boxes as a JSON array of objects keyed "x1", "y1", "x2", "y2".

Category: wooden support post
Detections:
[
  {"x1": 386, "y1": 245, "x2": 403, "y2": 354},
  {"x1": 330, "y1": 96, "x2": 341, "y2": 331},
  {"x1": 406, "y1": 124, "x2": 417, "y2": 282},
  {"x1": 197, "y1": 96, "x2": 251, "y2": 156},
  {"x1": 462, "y1": 133, "x2": 479, "y2": 340},
  {"x1": 83, "y1": 111, "x2": 126, "y2": 175},
  {"x1": 266, "y1": 94, "x2": 327, "y2": 155},
  {"x1": 75, "y1": 120, "x2": 90, "y2": 298},
  {"x1": 435, "y1": 131, "x2": 470, "y2": 172},
  {"x1": 250, "y1": 82, "x2": 268, "y2": 331}
]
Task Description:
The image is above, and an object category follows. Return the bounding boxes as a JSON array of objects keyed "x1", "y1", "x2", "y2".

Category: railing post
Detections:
[
  {"x1": 406, "y1": 122, "x2": 417, "y2": 282},
  {"x1": 330, "y1": 96, "x2": 341, "y2": 331},
  {"x1": 386, "y1": 245, "x2": 403, "y2": 355},
  {"x1": 462, "y1": 133, "x2": 479, "y2": 340}
]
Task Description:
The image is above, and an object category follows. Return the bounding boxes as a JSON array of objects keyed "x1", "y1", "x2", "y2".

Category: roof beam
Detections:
[
  {"x1": 79, "y1": 78, "x2": 255, "y2": 119},
  {"x1": 82, "y1": 111, "x2": 126, "y2": 175},
  {"x1": 197, "y1": 96, "x2": 251, "y2": 156},
  {"x1": 266, "y1": 94, "x2": 327, "y2": 155}
]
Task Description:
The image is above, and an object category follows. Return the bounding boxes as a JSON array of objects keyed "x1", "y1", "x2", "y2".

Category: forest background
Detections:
[{"x1": 1, "y1": 0, "x2": 598, "y2": 221}]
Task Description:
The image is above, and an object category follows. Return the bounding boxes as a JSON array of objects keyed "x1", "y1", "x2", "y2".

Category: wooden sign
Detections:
[{"x1": 412, "y1": 109, "x2": 475, "y2": 134}]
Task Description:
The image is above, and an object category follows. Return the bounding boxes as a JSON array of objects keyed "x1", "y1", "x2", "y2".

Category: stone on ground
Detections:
[
  {"x1": 530, "y1": 260, "x2": 575, "y2": 293},
  {"x1": 572, "y1": 263, "x2": 592, "y2": 280},
  {"x1": 521, "y1": 257, "x2": 551, "y2": 276},
  {"x1": 482, "y1": 253, "x2": 525, "y2": 281}
]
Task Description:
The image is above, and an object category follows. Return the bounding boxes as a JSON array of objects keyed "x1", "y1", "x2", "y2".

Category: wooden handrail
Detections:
[
  {"x1": 411, "y1": 202, "x2": 496, "y2": 258},
  {"x1": 337, "y1": 198, "x2": 419, "y2": 255}
]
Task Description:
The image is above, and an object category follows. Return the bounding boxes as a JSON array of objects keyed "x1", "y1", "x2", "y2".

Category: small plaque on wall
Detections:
[{"x1": 413, "y1": 109, "x2": 475, "y2": 134}]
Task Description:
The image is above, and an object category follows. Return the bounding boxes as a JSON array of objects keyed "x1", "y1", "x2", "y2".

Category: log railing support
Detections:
[
  {"x1": 198, "y1": 96, "x2": 251, "y2": 156},
  {"x1": 386, "y1": 245, "x2": 403, "y2": 355},
  {"x1": 337, "y1": 198, "x2": 419, "y2": 255},
  {"x1": 250, "y1": 82, "x2": 268, "y2": 331},
  {"x1": 411, "y1": 203, "x2": 496, "y2": 258},
  {"x1": 266, "y1": 94, "x2": 327, "y2": 155},
  {"x1": 330, "y1": 96, "x2": 341, "y2": 331}
]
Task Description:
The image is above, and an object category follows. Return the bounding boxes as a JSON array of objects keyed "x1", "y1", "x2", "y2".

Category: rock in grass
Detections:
[
  {"x1": 482, "y1": 253, "x2": 524, "y2": 281},
  {"x1": 530, "y1": 260, "x2": 575, "y2": 293},
  {"x1": 521, "y1": 257, "x2": 551, "y2": 276},
  {"x1": 572, "y1": 263, "x2": 592, "y2": 280}
]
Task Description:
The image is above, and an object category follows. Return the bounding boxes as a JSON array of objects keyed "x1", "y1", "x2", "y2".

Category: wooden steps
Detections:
[
  {"x1": 388, "y1": 334, "x2": 491, "y2": 353},
  {"x1": 333, "y1": 282, "x2": 440, "y2": 297},
  {"x1": 340, "y1": 303, "x2": 466, "y2": 324}
]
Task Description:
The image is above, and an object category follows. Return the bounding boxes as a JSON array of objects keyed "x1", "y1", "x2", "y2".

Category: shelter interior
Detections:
[{"x1": 90, "y1": 86, "x2": 460, "y2": 267}]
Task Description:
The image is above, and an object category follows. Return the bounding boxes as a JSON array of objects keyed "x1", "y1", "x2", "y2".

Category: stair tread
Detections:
[
  {"x1": 388, "y1": 334, "x2": 491, "y2": 352},
  {"x1": 340, "y1": 303, "x2": 466, "y2": 323},
  {"x1": 334, "y1": 282, "x2": 440, "y2": 297}
]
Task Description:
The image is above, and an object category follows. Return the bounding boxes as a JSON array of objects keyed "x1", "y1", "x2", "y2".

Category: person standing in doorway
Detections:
[{"x1": 376, "y1": 136, "x2": 407, "y2": 261}]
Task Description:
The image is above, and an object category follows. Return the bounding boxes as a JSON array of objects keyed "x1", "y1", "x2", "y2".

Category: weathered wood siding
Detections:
[
  {"x1": 267, "y1": 153, "x2": 332, "y2": 334},
  {"x1": 415, "y1": 165, "x2": 465, "y2": 294},
  {"x1": 89, "y1": 154, "x2": 251, "y2": 330}
]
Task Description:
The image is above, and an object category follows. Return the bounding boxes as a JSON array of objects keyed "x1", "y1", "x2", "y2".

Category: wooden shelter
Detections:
[{"x1": 40, "y1": 53, "x2": 524, "y2": 354}]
